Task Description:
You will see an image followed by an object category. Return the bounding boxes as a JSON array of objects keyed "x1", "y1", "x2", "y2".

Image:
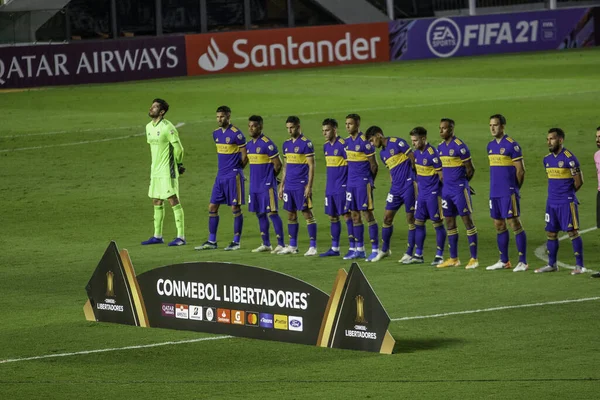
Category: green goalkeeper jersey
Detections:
[{"x1": 146, "y1": 118, "x2": 183, "y2": 178}]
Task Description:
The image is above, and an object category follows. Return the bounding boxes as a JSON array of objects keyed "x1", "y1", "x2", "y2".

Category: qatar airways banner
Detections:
[
  {"x1": 389, "y1": 7, "x2": 598, "y2": 61},
  {"x1": 0, "y1": 36, "x2": 187, "y2": 89},
  {"x1": 185, "y1": 22, "x2": 389, "y2": 76}
]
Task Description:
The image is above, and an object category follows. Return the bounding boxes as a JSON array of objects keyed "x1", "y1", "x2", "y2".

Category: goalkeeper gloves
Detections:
[{"x1": 177, "y1": 163, "x2": 186, "y2": 175}]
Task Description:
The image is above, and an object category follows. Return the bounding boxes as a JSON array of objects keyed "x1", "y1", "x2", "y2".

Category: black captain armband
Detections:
[
  {"x1": 570, "y1": 167, "x2": 581, "y2": 176},
  {"x1": 178, "y1": 163, "x2": 186, "y2": 175}
]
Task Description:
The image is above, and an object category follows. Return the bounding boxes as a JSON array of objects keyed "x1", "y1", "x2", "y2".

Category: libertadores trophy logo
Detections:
[
  {"x1": 105, "y1": 270, "x2": 115, "y2": 297},
  {"x1": 355, "y1": 295, "x2": 366, "y2": 324},
  {"x1": 198, "y1": 38, "x2": 229, "y2": 72}
]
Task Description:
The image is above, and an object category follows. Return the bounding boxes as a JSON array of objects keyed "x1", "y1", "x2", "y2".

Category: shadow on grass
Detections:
[{"x1": 393, "y1": 337, "x2": 465, "y2": 354}]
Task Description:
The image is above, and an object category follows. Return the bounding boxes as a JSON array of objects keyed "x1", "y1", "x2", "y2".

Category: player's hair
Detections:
[
  {"x1": 364, "y1": 126, "x2": 383, "y2": 140},
  {"x1": 153, "y1": 98, "x2": 169, "y2": 115},
  {"x1": 440, "y1": 118, "x2": 455, "y2": 127},
  {"x1": 596, "y1": 126, "x2": 600, "y2": 131},
  {"x1": 286, "y1": 116, "x2": 300, "y2": 125},
  {"x1": 248, "y1": 115, "x2": 263, "y2": 125},
  {"x1": 410, "y1": 126, "x2": 427, "y2": 137},
  {"x1": 216, "y1": 105, "x2": 231, "y2": 114},
  {"x1": 322, "y1": 118, "x2": 338, "y2": 128},
  {"x1": 346, "y1": 114, "x2": 361, "y2": 124},
  {"x1": 548, "y1": 127, "x2": 565, "y2": 139},
  {"x1": 490, "y1": 114, "x2": 506, "y2": 125}
]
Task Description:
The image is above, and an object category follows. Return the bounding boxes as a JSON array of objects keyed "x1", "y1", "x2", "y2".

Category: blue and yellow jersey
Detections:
[
  {"x1": 379, "y1": 137, "x2": 414, "y2": 192},
  {"x1": 213, "y1": 124, "x2": 246, "y2": 177},
  {"x1": 246, "y1": 133, "x2": 279, "y2": 193},
  {"x1": 323, "y1": 136, "x2": 348, "y2": 196},
  {"x1": 487, "y1": 135, "x2": 523, "y2": 197},
  {"x1": 282, "y1": 134, "x2": 314, "y2": 190},
  {"x1": 345, "y1": 133, "x2": 375, "y2": 188},
  {"x1": 437, "y1": 136, "x2": 471, "y2": 194},
  {"x1": 544, "y1": 148, "x2": 580, "y2": 204},
  {"x1": 413, "y1": 143, "x2": 442, "y2": 196}
]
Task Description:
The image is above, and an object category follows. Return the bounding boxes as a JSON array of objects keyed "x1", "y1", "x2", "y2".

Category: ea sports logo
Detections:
[
  {"x1": 198, "y1": 38, "x2": 229, "y2": 71},
  {"x1": 426, "y1": 18, "x2": 461, "y2": 58}
]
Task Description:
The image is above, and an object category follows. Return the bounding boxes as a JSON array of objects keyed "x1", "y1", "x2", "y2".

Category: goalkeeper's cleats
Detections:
[
  {"x1": 142, "y1": 236, "x2": 164, "y2": 245},
  {"x1": 168, "y1": 238, "x2": 186, "y2": 246}
]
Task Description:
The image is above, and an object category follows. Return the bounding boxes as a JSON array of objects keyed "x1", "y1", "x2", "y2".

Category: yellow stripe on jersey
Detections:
[
  {"x1": 286, "y1": 153, "x2": 309, "y2": 164},
  {"x1": 440, "y1": 156, "x2": 463, "y2": 167},
  {"x1": 216, "y1": 143, "x2": 240, "y2": 154},
  {"x1": 325, "y1": 156, "x2": 348, "y2": 167},
  {"x1": 415, "y1": 164, "x2": 437, "y2": 176},
  {"x1": 570, "y1": 202, "x2": 579, "y2": 230},
  {"x1": 385, "y1": 153, "x2": 409, "y2": 170},
  {"x1": 488, "y1": 155, "x2": 513, "y2": 166},
  {"x1": 247, "y1": 153, "x2": 271, "y2": 164},
  {"x1": 269, "y1": 188, "x2": 276, "y2": 211},
  {"x1": 546, "y1": 168, "x2": 572, "y2": 179},
  {"x1": 346, "y1": 151, "x2": 371, "y2": 162}
]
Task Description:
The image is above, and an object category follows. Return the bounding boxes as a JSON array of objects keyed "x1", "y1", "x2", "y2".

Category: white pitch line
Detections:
[
  {"x1": 1, "y1": 295, "x2": 598, "y2": 364},
  {"x1": 533, "y1": 226, "x2": 598, "y2": 272},
  {"x1": 0, "y1": 122, "x2": 186, "y2": 153},
  {"x1": 391, "y1": 297, "x2": 600, "y2": 321}
]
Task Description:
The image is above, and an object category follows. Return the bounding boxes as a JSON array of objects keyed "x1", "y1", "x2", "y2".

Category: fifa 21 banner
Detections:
[
  {"x1": 84, "y1": 242, "x2": 395, "y2": 353},
  {"x1": 0, "y1": 36, "x2": 187, "y2": 89},
  {"x1": 389, "y1": 7, "x2": 598, "y2": 61},
  {"x1": 185, "y1": 22, "x2": 389, "y2": 76}
]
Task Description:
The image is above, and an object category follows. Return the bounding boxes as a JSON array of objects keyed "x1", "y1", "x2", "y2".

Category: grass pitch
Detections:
[{"x1": 1, "y1": 48, "x2": 599, "y2": 399}]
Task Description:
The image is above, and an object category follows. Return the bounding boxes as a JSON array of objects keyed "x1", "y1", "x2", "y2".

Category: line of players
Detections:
[{"x1": 143, "y1": 101, "x2": 588, "y2": 275}]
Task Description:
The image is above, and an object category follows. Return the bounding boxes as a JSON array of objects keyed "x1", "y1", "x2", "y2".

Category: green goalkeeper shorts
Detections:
[{"x1": 148, "y1": 177, "x2": 179, "y2": 200}]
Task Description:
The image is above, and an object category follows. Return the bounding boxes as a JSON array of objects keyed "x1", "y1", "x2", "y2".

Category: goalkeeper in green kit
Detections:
[{"x1": 142, "y1": 98, "x2": 186, "y2": 246}]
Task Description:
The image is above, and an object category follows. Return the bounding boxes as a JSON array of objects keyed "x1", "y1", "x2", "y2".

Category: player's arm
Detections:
[
  {"x1": 271, "y1": 154, "x2": 283, "y2": 176},
  {"x1": 437, "y1": 170, "x2": 444, "y2": 184},
  {"x1": 278, "y1": 159, "x2": 286, "y2": 199},
  {"x1": 305, "y1": 155, "x2": 315, "y2": 198},
  {"x1": 464, "y1": 159, "x2": 475, "y2": 181},
  {"x1": 368, "y1": 154, "x2": 378, "y2": 181},
  {"x1": 572, "y1": 167, "x2": 584, "y2": 192},
  {"x1": 240, "y1": 145, "x2": 248, "y2": 168},
  {"x1": 513, "y1": 158, "x2": 525, "y2": 188},
  {"x1": 407, "y1": 151, "x2": 416, "y2": 172}
]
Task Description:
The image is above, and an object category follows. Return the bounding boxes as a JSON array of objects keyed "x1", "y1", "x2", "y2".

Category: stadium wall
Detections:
[{"x1": 0, "y1": 7, "x2": 598, "y2": 89}]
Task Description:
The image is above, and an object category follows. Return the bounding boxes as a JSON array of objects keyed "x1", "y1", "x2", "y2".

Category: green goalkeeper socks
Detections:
[
  {"x1": 153, "y1": 205, "x2": 165, "y2": 237},
  {"x1": 173, "y1": 203, "x2": 185, "y2": 238}
]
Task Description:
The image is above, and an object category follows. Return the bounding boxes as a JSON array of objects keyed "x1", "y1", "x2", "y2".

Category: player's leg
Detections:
[
  {"x1": 344, "y1": 212, "x2": 355, "y2": 254},
  {"x1": 142, "y1": 182, "x2": 165, "y2": 244},
  {"x1": 565, "y1": 202, "x2": 585, "y2": 274},
  {"x1": 379, "y1": 192, "x2": 400, "y2": 261},
  {"x1": 487, "y1": 197, "x2": 510, "y2": 270},
  {"x1": 196, "y1": 177, "x2": 223, "y2": 250},
  {"x1": 438, "y1": 195, "x2": 461, "y2": 268},
  {"x1": 507, "y1": 217, "x2": 528, "y2": 272},
  {"x1": 344, "y1": 188, "x2": 366, "y2": 260},
  {"x1": 362, "y1": 184, "x2": 379, "y2": 261},
  {"x1": 429, "y1": 196, "x2": 445, "y2": 265},
  {"x1": 249, "y1": 192, "x2": 271, "y2": 253},
  {"x1": 279, "y1": 189, "x2": 299, "y2": 254},
  {"x1": 458, "y1": 188, "x2": 478, "y2": 269},
  {"x1": 536, "y1": 203, "x2": 560, "y2": 273},
  {"x1": 224, "y1": 175, "x2": 245, "y2": 250},
  {"x1": 402, "y1": 212, "x2": 423, "y2": 264},
  {"x1": 404, "y1": 184, "x2": 417, "y2": 260},
  {"x1": 166, "y1": 193, "x2": 186, "y2": 246},
  {"x1": 267, "y1": 188, "x2": 286, "y2": 254},
  {"x1": 301, "y1": 206, "x2": 318, "y2": 256}
]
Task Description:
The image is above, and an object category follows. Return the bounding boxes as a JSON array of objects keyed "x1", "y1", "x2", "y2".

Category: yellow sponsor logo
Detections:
[{"x1": 274, "y1": 314, "x2": 288, "y2": 330}]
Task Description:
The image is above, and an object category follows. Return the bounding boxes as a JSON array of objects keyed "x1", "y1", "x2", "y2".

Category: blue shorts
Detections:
[
  {"x1": 385, "y1": 184, "x2": 416, "y2": 213},
  {"x1": 249, "y1": 188, "x2": 278, "y2": 213},
  {"x1": 441, "y1": 188, "x2": 473, "y2": 218},
  {"x1": 325, "y1": 192, "x2": 347, "y2": 216},
  {"x1": 283, "y1": 188, "x2": 312, "y2": 212},
  {"x1": 345, "y1": 184, "x2": 374, "y2": 212},
  {"x1": 210, "y1": 174, "x2": 245, "y2": 206},
  {"x1": 415, "y1": 194, "x2": 443, "y2": 222},
  {"x1": 489, "y1": 194, "x2": 520, "y2": 219},
  {"x1": 545, "y1": 202, "x2": 579, "y2": 232}
]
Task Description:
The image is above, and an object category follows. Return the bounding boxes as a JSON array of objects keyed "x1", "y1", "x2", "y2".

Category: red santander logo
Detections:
[{"x1": 185, "y1": 23, "x2": 389, "y2": 76}]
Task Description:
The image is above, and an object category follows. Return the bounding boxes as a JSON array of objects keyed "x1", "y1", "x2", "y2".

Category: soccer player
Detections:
[
  {"x1": 436, "y1": 118, "x2": 479, "y2": 269},
  {"x1": 409, "y1": 127, "x2": 446, "y2": 265},
  {"x1": 485, "y1": 114, "x2": 529, "y2": 272},
  {"x1": 245, "y1": 115, "x2": 286, "y2": 254},
  {"x1": 536, "y1": 128, "x2": 586, "y2": 274},
  {"x1": 195, "y1": 106, "x2": 247, "y2": 251},
  {"x1": 343, "y1": 114, "x2": 380, "y2": 261},
  {"x1": 365, "y1": 126, "x2": 417, "y2": 263},
  {"x1": 141, "y1": 98, "x2": 186, "y2": 246},
  {"x1": 277, "y1": 116, "x2": 318, "y2": 256},
  {"x1": 320, "y1": 118, "x2": 354, "y2": 257},
  {"x1": 593, "y1": 126, "x2": 600, "y2": 278}
]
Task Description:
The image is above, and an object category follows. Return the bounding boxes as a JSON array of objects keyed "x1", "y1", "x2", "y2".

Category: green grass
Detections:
[{"x1": 1, "y1": 48, "x2": 599, "y2": 399}]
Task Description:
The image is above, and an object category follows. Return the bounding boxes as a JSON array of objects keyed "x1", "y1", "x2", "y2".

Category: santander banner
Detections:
[
  {"x1": 0, "y1": 36, "x2": 187, "y2": 89},
  {"x1": 185, "y1": 23, "x2": 389, "y2": 76}
]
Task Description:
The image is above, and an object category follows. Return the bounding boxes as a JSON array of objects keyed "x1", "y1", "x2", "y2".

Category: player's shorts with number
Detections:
[
  {"x1": 345, "y1": 184, "x2": 374, "y2": 212},
  {"x1": 385, "y1": 185, "x2": 416, "y2": 213},
  {"x1": 545, "y1": 201, "x2": 579, "y2": 232},
  {"x1": 283, "y1": 188, "x2": 312, "y2": 212},
  {"x1": 148, "y1": 177, "x2": 179, "y2": 200},
  {"x1": 210, "y1": 173, "x2": 245, "y2": 206},
  {"x1": 489, "y1": 194, "x2": 520, "y2": 219},
  {"x1": 415, "y1": 194, "x2": 443, "y2": 222},
  {"x1": 248, "y1": 188, "x2": 278, "y2": 213},
  {"x1": 325, "y1": 192, "x2": 347, "y2": 216},
  {"x1": 441, "y1": 188, "x2": 473, "y2": 217}
]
